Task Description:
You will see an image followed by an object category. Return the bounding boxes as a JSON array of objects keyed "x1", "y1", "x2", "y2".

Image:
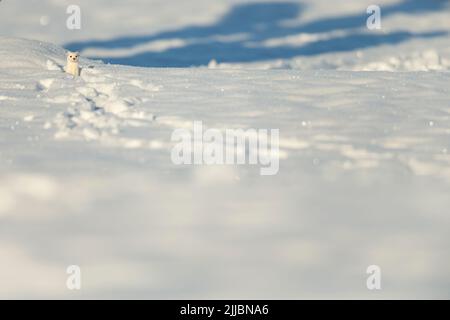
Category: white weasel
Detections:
[{"x1": 65, "y1": 51, "x2": 80, "y2": 76}]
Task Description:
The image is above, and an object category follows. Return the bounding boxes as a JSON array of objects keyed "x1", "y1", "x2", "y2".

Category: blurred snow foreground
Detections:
[{"x1": 1, "y1": 35, "x2": 449, "y2": 299}]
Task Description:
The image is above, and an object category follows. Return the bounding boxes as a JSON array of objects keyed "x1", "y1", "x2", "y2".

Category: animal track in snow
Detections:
[
  {"x1": 46, "y1": 59, "x2": 63, "y2": 72},
  {"x1": 129, "y1": 79, "x2": 162, "y2": 92},
  {"x1": 36, "y1": 79, "x2": 54, "y2": 91},
  {"x1": 50, "y1": 68, "x2": 158, "y2": 148}
]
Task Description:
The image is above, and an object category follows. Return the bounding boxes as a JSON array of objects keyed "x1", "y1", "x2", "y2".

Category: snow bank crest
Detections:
[
  {"x1": 0, "y1": 37, "x2": 68, "y2": 69},
  {"x1": 0, "y1": 37, "x2": 98, "y2": 71}
]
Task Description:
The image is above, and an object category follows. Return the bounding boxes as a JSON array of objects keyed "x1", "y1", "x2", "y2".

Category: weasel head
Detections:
[{"x1": 67, "y1": 51, "x2": 79, "y2": 63}]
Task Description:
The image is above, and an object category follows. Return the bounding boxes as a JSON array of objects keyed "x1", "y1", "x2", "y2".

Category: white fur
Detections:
[{"x1": 65, "y1": 51, "x2": 80, "y2": 77}]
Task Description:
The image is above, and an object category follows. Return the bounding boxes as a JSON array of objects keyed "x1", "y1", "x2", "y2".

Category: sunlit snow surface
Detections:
[{"x1": 0, "y1": 0, "x2": 450, "y2": 298}]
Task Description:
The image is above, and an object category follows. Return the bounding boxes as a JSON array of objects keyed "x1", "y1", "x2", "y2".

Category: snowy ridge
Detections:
[{"x1": 0, "y1": 37, "x2": 66, "y2": 69}]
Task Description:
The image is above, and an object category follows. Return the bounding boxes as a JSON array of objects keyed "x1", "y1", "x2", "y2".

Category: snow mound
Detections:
[
  {"x1": 352, "y1": 50, "x2": 450, "y2": 72},
  {"x1": 0, "y1": 37, "x2": 68, "y2": 69},
  {"x1": 0, "y1": 37, "x2": 100, "y2": 71}
]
